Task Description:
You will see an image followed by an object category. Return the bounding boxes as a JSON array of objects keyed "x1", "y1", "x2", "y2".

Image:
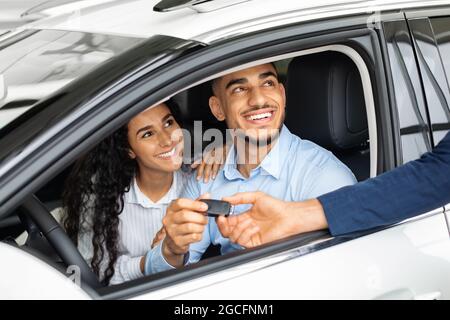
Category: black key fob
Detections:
[{"x1": 200, "y1": 199, "x2": 233, "y2": 217}]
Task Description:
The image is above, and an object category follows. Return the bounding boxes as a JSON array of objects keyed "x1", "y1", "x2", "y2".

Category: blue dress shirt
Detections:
[{"x1": 145, "y1": 125, "x2": 356, "y2": 274}]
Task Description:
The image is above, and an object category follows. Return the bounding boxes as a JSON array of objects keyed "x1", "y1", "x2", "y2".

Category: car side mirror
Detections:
[{"x1": 0, "y1": 74, "x2": 6, "y2": 101}]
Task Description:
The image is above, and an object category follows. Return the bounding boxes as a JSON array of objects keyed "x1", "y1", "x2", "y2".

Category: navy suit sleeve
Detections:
[{"x1": 318, "y1": 131, "x2": 450, "y2": 236}]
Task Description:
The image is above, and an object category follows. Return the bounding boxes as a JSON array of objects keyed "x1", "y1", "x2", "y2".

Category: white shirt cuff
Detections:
[{"x1": 127, "y1": 256, "x2": 144, "y2": 280}]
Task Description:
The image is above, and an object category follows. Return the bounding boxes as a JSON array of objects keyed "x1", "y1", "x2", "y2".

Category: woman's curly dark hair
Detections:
[
  {"x1": 63, "y1": 125, "x2": 135, "y2": 285},
  {"x1": 63, "y1": 99, "x2": 182, "y2": 285}
]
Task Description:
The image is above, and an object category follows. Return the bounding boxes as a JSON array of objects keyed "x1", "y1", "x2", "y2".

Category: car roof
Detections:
[{"x1": 12, "y1": 0, "x2": 450, "y2": 44}]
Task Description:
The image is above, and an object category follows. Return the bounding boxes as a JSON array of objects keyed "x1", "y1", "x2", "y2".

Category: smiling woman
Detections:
[
  {"x1": 61, "y1": 98, "x2": 225, "y2": 285},
  {"x1": 127, "y1": 103, "x2": 185, "y2": 183},
  {"x1": 62, "y1": 100, "x2": 189, "y2": 285}
]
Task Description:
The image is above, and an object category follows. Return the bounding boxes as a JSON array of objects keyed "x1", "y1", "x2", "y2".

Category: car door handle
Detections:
[
  {"x1": 375, "y1": 289, "x2": 441, "y2": 300},
  {"x1": 414, "y1": 291, "x2": 442, "y2": 300},
  {"x1": 374, "y1": 288, "x2": 415, "y2": 300}
]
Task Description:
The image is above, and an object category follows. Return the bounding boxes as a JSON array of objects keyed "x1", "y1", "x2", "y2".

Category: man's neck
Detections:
[
  {"x1": 136, "y1": 168, "x2": 173, "y2": 203},
  {"x1": 236, "y1": 140, "x2": 273, "y2": 178}
]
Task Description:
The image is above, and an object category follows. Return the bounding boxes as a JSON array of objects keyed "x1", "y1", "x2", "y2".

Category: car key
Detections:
[{"x1": 200, "y1": 199, "x2": 233, "y2": 217}]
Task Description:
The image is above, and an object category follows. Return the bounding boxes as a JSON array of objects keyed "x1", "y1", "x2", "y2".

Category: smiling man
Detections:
[{"x1": 145, "y1": 63, "x2": 357, "y2": 273}]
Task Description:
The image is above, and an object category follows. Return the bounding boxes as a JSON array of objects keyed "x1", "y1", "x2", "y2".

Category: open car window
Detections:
[
  {"x1": 22, "y1": 45, "x2": 374, "y2": 295},
  {"x1": 2, "y1": 15, "x2": 422, "y2": 299}
]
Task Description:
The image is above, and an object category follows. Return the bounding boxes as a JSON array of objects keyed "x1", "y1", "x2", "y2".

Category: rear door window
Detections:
[
  {"x1": 429, "y1": 17, "x2": 450, "y2": 143},
  {"x1": 383, "y1": 20, "x2": 432, "y2": 163}
]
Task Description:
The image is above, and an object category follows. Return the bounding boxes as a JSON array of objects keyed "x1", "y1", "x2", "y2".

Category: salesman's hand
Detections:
[
  {"x1": 217, "y1": 192, "x2": 327, "y2": 248},
  {"x1": 162, "y1": 194, "x2": 209, "y2": 267},
  {"x1": 217, "y1": 192, "x2": 290, "y2": 248}
]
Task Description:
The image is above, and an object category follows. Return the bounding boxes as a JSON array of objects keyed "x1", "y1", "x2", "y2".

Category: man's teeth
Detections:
[
  {"x1": 246, "y1": 112, "x2": 272, "y2": 121},
  {"x1": 157, "y1": 148, "x2": 175, "y2": 158}
]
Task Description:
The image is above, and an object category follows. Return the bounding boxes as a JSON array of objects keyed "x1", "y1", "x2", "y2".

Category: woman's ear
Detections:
[
  {"x1": 209, "y1": 96, "x2": 226, "y2": 121},
  {"x1": 128, "y1": 149, "x2": 136, "y2": 159}
]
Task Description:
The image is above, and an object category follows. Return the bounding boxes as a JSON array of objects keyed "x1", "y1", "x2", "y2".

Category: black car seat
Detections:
[
  {"x1": 173, "y1": 83, "x2": 224, "y2": 259},
  {"x1": 285, "y1": 51, "x2": 370, "y2": 181},
  {"x1": 173, "y1": 81, "x2": 227, "y2": 164}
]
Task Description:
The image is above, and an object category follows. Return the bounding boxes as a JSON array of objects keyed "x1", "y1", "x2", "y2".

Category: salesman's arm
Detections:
[
  {"x1": 218, "y1": 131, "x2": 450, "y2": 246},
  {"x1": 320, "y1": 131, "x2": 450, "y2": 235}
]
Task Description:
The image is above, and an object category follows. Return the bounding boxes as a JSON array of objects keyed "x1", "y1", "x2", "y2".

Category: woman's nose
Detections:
[{"x1": 158, "y1": 130, "x2": 173, "y2": 147}]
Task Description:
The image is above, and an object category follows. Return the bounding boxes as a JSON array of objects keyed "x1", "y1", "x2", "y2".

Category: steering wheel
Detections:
[{"x1": 18, "y1": 194, "x2": 102, "y2": 290}]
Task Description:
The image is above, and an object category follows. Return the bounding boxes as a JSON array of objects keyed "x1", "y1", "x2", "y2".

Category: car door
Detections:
[{"x1": 101, "y1": 14, "x2": 450, "y2": 299}]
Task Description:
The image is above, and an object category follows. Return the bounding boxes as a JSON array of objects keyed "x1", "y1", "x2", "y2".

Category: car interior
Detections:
[
  {"x1": 0, "y1": 50, "x2": 370, "y2": 290},
  {"x1": 285, "y1": 51, "x2": 370, "y2": 181}
]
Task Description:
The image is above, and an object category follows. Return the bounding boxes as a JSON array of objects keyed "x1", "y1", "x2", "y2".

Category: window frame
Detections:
[{"x1": 95, "y1": 29, "x2": 389, "y2": 298}]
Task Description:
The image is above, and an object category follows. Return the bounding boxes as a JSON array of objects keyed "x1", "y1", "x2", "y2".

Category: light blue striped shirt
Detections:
[{"x1": 145, "y1": 125, "x2": 356, "y2": 274}]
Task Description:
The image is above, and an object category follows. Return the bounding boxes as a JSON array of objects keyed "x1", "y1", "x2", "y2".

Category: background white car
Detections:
[
  {"x1": 0, "y1": 0, "x2": 450, "y2": 300},
  {"x1": 0, "y1": 0, "x2": 87, "y2": 34}
]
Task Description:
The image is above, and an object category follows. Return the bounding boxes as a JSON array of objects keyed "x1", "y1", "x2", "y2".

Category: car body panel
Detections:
[
  {"x1": 132, "y1": 212, "x2": 450, "y2": 300},
  {"x1": 0, "y1": 242, "x2": 91, "y2": 299}
]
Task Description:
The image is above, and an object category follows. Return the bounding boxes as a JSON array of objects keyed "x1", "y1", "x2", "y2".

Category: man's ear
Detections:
[
  {"x1": 209, "y1": 96, "x2": 226, "y2": 121},
  {"x1": 279, "y1": 83, "x2": 286, "y2": 107}
]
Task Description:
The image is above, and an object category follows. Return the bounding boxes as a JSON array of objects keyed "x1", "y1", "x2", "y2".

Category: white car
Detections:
[
  {"x1": 0, "y1": 0, "x2": 86, "y2": 34},
  {"x1": 0, "y1": 0, "x2": 450, "y2": 300}
]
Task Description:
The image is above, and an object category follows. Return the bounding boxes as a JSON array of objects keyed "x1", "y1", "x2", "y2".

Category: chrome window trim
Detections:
[
  {"x1": 133, "y1": 209, "x2": 446, "y2": 300},
  {"x1": 404, "y1": 6, "x2": 450, "y2": 18}
]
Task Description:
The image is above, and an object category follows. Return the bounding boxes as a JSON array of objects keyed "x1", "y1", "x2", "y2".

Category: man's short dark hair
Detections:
[{"x1": 211, "y1": 62, "x2": 279, "y2": 96}]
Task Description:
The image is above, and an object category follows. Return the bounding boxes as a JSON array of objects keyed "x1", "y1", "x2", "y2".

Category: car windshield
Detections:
[{"x1": 0, "y1": 29, "x2": 143, "y2": 129}]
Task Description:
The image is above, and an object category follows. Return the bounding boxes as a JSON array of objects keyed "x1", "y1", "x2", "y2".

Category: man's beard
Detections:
[
  {"x1": 237, "y1": 127, "x2": 281, "y2": 146},
  {"x1": 235, "y1": 110, "x2": 285, "y2": 147}
]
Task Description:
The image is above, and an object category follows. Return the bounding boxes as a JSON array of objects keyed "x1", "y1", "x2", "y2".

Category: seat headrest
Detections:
[
  {"x1": 173, "y1": 81, "x2": 227, "y2": 162},
  {"x1": 285, "y1": 51, "x2": 368, "y2": 151},
  {"x1": 174, "y1": 81, "x2": 226, "y2": 131}
]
